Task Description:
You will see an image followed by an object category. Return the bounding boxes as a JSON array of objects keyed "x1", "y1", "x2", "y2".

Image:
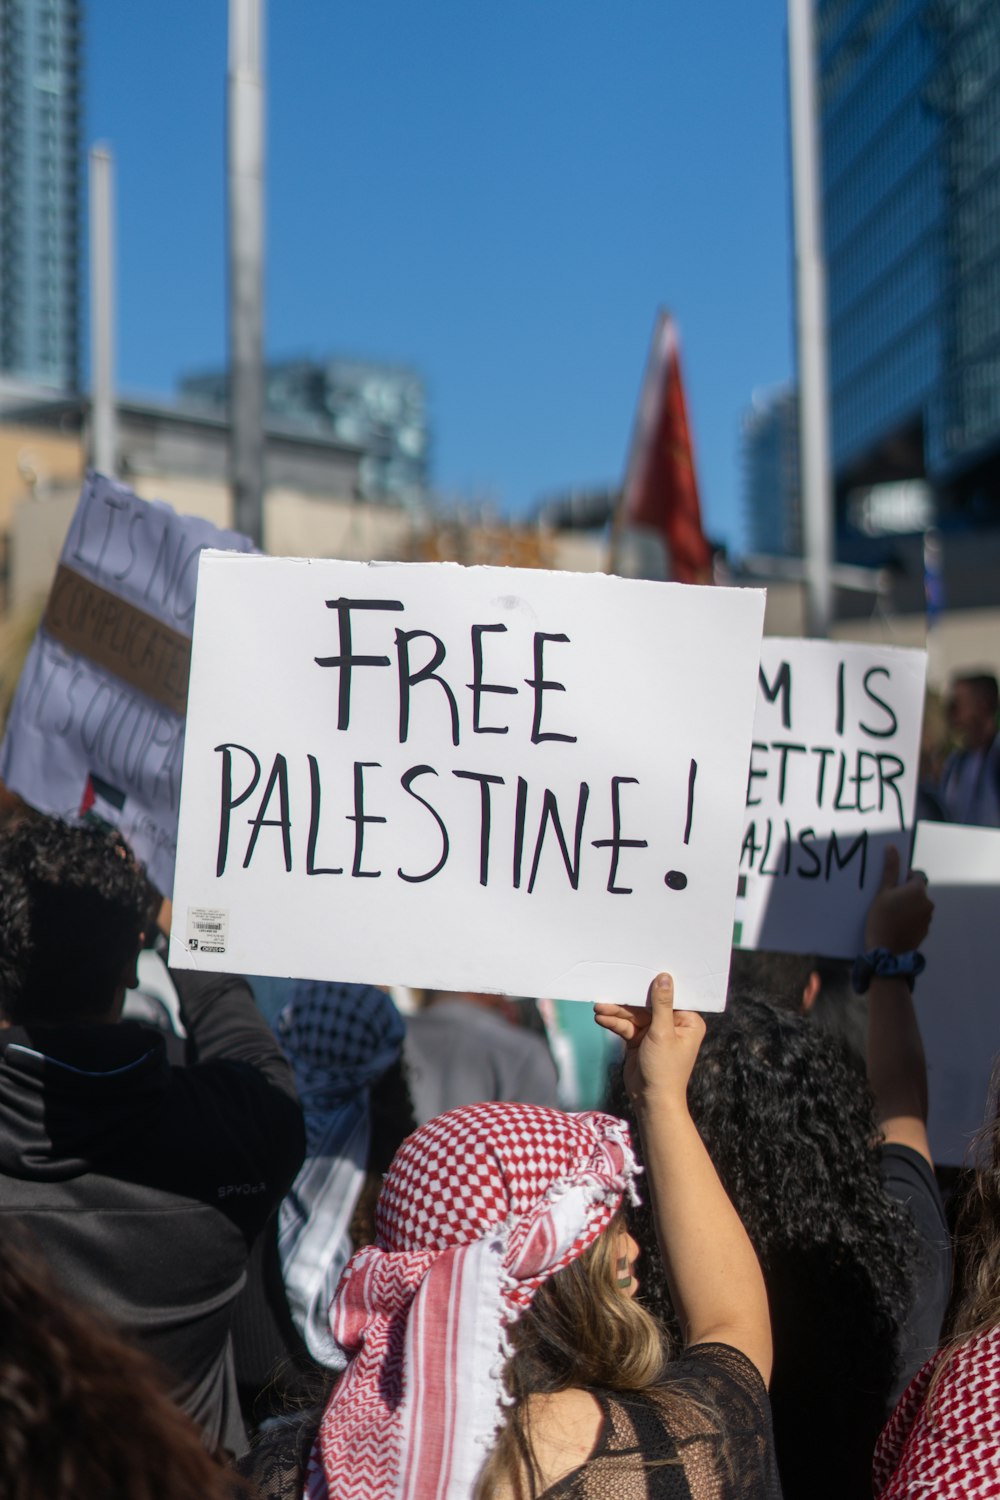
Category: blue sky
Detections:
[{"x1": 87, "y1": 2, "x2": 794, "y2": 551}]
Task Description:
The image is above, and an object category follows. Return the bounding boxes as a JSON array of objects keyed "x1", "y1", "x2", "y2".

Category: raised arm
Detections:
[
  {"x1": 863, "y1": 846, "x2": 934, "y2": 1166},
  {"x1": 595, "y1": 975, "x2": 772, "y2": 1385}
]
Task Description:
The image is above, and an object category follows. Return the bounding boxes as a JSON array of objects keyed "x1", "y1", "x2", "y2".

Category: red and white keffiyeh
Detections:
[
  {"x1": 304, "y1": 1101, "x2": 640, "y2": 1500},
  {"x1": 874, "y1": 1324, "x2": 1000, "y2": 1498}
]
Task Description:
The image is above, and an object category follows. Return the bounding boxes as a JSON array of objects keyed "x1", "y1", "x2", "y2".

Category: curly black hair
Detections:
[
  {"x1": 0, "y1": 1231, "x2": 240, "y2": 1500},
  {"x1": 608, "y1": 994, "x2": 919, "y2": 1498},
  {"x1": 0, "y1": 816, "x2": 152, "y2": 1025}
]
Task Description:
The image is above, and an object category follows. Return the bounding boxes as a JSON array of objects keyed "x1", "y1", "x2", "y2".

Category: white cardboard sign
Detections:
[
  {"x1": 170, "y1": 556, "x2": 765, "y2": 1009},
  {"x1": 913, "y1": 820, "x2": 1000, "y2": 1167},
  {"x1": 734, "y1": 638, "x2": 927, "y2": 956}
]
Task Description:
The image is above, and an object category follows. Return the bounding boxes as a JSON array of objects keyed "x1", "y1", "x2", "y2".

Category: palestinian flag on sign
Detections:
[{"x1": 79, "y1": 772, "x2": 127, "y2": 830}]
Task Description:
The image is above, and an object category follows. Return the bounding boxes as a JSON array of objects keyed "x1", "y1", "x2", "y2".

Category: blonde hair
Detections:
[
  {"x1": 925, "y1": 1064, "x2": 1000, "y2": 1406},
  {"x1": 476, "y1": 1215, "x2": 678, "y2": 1499}
]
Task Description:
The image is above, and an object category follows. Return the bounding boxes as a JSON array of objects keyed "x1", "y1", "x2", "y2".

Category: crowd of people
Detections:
[{"x1": 0, "y1": 667, "x2": 998, "y2": 1499}]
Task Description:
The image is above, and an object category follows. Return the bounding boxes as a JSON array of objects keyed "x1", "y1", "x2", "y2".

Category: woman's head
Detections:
[
  {"x1": 686, "y1": 996, "x2": 908, "y2": 1276},
  {"x1": 947, "y1": 1058, "x2": 1000, "y2": 1342},
  {"x1": 372, "y1": 1101, "x2": 636, "y2": 1301},
  {"x1": 504, "y1": 1210, "x2": 664, "y2": 1395},
  {"x1": 313, "y1": 1102, "x2": 641, "y2": 1500},
  {"x1": 0, "y1": 1234, "x2": 237, "y2": 1500},
  {"x1": 612, "y1": 994, "x2": 916, "y2": 1393}
]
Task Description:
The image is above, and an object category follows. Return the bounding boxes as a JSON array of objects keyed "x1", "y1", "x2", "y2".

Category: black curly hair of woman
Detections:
[
  {"x1": 608, "y1": 994, "x2": 918, "y2": 1395},
  {"x1": 0, "y1": 1234, "x2": 240, "y2": 1500},
  {"x1": 0, "y1": 815, "x2": 153, "y2": 1025}
]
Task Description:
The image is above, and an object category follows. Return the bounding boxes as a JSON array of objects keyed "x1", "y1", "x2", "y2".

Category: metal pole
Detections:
[
  {"x1": 787, "y1": 0, "x2": 834, "y2": 637},
  {"x1": 228, "y1": 0, "x2": 265, "y2": 545},
  {"x1": 89, "y1": 144, "x2": 117, "y2": 477}
]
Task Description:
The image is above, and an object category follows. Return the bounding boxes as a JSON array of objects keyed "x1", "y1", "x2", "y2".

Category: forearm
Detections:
[
  {"x1": 170, "y1": 968, "x2": 299, "y2": 1101},
  {"x1": 636, "y1": 1090, "x2": 771, "y2": 1381},
  {"x1": 867, "y1": 976, "x2": 928, "y2": 1126}
]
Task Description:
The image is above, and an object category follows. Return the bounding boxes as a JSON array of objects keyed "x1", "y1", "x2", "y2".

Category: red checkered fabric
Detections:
[
  {"x1": 874, "y1": 1325, "x2": 1000, "y2": 1498},
  {"x1": 305, "y1": 1102, "x2": 639, "y2": 1500}
]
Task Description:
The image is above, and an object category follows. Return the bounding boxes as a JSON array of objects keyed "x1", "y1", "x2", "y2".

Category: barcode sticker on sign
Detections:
[{"x1": 187, "y1": 907, "x2": 229, "y2": 955}]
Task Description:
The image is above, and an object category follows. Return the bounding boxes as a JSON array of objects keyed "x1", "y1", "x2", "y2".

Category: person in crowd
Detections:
[
  {"x1": 240, "y1": 972, "x2": 780, "y2": 1499},
  {"x1": 874, "y1": 1062, "x2": 1000, "y2": 1495},
  {"x1": 728, "y1": 946, "x2": 866, "y2": 1059},
  {"x1": 613, "y1": 850, "x2": 948, "y2": 1500},
  {"x1": 232, "y1": 980, "x2": 415, "y2": 1424},
  {"x1": 0, "y1": 1231, "x2": 238, "y2": 1500},
  {"x1": 938, "y1": 669, "x2": 1000, "y2": 826},
  {"x1": 0, "y1": 815, "x2": 305, "y2": 1455},
  {"x1": 404, "y1": 987, "x2": 559, "y2": 1124}
]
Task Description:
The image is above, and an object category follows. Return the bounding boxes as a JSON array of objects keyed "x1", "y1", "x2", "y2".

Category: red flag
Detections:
[{"x1": 620, "y1": 312, "x2": 713, "y2": 584}]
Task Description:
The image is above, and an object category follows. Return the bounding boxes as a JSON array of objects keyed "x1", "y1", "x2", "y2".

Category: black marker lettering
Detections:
[
  {"x1": 773, "y1": 742, "x2": 807, "y2": 805},
  {"x1": 527, "y1": 783, "x2": 590, "y2": 894},
  {"x1": 453, "y1": 770, "x2": 505, "y2": 886},
  {"x1": 513, "y1": 776, "x2": 529, "y2": 888},
  {"x1": 467, "y1": 624, "x2": 517, "y2": 734},
  {"x1": 741, "y1": 820, "x2": 762, "y2": 869},
  {"x1": 852, "y1": 749, "x2": 877, "y2": 814},
  {"x1": 306, "y1": 753, "x2": 343, "y2": 875},
  {"x1": 395, "y1": 629, "x2": 459, "y2": 746},
  {"x1": 813, "y1": 746, "x2": 835, "y2": 806},
  {"x1": 347, "y1": 761, "x2": 386, "y2": 878},
  {"x1": 684, "y1": 759, "x2": 697, "y2": 843},
  {"x1": 591, "y1": 776, "x2": 647, "y2": 894},
  {"x1": 526, "y1": 633, "x2": 577, "y2": 744},
  {"x1": 876, "y1": 753, "x2": 906, "y2": 829},
  {"x1": 759, "y1": 660, "x2": 792, "y2": 730},
  {"x1": 746, "y1": 742, "x2": 768, "y2": 806},
  {"x1": 796, "y1": 826, "x2": 822, "y2": 877},
  {"x1": 860, "y1": 666, "x2": 898, "y2": 738},
  {"x1": 314, "y1": 598, "x2": 404, "y2": 730},
  {"x1": 398, "y1": 765, "x2": 449, "y2": 883},
  {"x1": 826, "y1": 829, "x2": 868, "y2": 886},
  {"x1": 833, "y1": 751, "x2": 856, "y2": 812},
  {"x1": 244, "y1": 754, "x2": 292, "y2": 872}
]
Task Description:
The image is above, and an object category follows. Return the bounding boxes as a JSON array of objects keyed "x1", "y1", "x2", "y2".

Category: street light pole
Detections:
[
  {"x1": 228, "y1": 0, "x2": 265, "y2": 545},
  {"x1": 89, "y1": 143, "x2": 117, "y2": 478},
  {"x1": 788, "y1": 0, "x2": 834, "y2": 637}
]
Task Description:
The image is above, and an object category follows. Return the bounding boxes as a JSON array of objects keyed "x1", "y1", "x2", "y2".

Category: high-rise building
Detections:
[
  {"x1": 819, "y1": 0, "x2": 1000, "y2": 540},
  {"x1": 0, "y1": 0, "x2": 82, "y2": 395},
  {"x1": 742, "y1": 386, "x2": 802, "y2": 557},
  {"x1": 180, "y1": 357, "x2": 430, "y2": 508}
]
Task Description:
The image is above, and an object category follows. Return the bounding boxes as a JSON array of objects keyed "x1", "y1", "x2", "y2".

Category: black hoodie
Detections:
[{"x1": 0, "y1": 968, "x2": 305, "y2": 1455}]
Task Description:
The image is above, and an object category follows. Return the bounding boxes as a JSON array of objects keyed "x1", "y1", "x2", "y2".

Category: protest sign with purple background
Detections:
[{"x1": 0, "y1": 473, "x2": 254, "y2": 895}]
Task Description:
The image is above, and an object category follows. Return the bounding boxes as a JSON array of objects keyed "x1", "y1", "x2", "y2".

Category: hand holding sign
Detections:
[
  {"x1": 594, "y1": 973, "x2": 706, "y2": 1108},
  {"x1": 865, "y1": 846, "x2": 934, "y2": 955}
]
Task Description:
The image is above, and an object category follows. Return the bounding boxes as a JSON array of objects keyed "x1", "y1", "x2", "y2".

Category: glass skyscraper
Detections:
[
  {"x1": 742, "y1": 386, "x2": 802, "y2": 557},
  {"x1": 180, "y1": 357, "x2": 430, "y2": 509},
  {"x1": 0, "y1": 0, "x2": 82, "y2": 392},
  {"x1": 819, "y1": 0, "x2": 1000, "y2": 535}
]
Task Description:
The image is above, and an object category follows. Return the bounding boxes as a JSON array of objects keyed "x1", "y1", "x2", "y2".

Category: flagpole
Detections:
[{"x1": 788, "y1": 0, "x2": 834, "y2": 638}]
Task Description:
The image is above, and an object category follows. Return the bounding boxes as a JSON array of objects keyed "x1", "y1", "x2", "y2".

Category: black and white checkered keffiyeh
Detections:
[
  {"x1": 277, "y1": 980, "x2": 404, "y2": 1144},
  {"x1": 276, "y1": 981, "x2": 405, "y2": 1366}
]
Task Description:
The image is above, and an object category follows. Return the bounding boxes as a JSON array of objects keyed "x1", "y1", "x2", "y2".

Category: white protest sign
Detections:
[
  {"x1": 170, "y1": 557, "x2": 765, "y2": 1009},
  {"x1": 734, "y1": 638, "x2": 927, "y2": 956},
  {"x1": 0, "y1": 473, "x2": 254, "y2": 894},
  {"x1": 913, "y1": 820, "x2": 1000, "y2": 1167}
]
